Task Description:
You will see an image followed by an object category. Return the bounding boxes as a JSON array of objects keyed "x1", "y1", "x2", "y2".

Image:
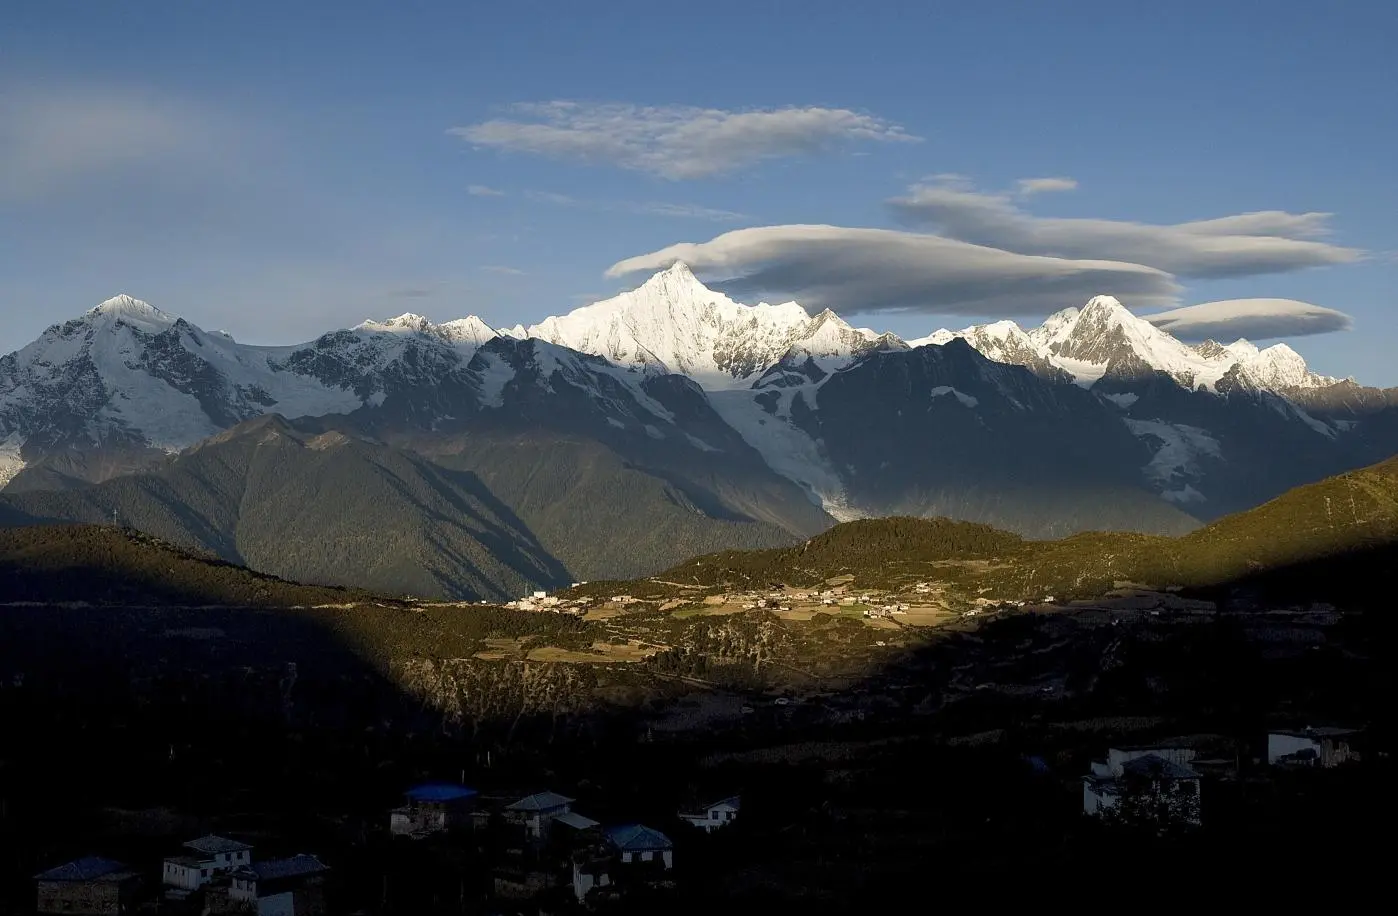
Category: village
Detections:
[{"x1": 28, "y1": 721, "x2": 1366, "y2": 915}]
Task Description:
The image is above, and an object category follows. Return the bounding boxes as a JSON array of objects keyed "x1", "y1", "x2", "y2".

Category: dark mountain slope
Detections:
[
  {"x1": 2, "y1": 415, "x2": 570, "y2": 600},
  {"x1": 790, "y1": 339, "x2": 1200, "y2": 537}
]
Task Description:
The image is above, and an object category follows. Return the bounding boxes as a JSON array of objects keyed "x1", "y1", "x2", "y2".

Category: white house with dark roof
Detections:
[
  {"x1": 224, "y1": 854, "x2": 329, "y2": 913},
  {"x1": 505, "y1": 791, "x2": 575, "y2": 840},
  {"x1": 1084, "y1": 748, "x2": 1202, "y2": 826},
  {"x1": 162, "y1": 835, "x2": 252, "y2": 892},
  {"x1": 606, "y1": 824, "x2": 674, "y2": 869},
  {"x1": 678, "y1": 796, "x2": 741, "y2": 833}
]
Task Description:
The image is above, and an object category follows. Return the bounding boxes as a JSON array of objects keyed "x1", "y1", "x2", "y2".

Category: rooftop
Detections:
[
  {"x1": 606, "y1": 824, "x2": 674, "y2": 852},
  {"x1": 553, "y1": 811, "x2": 601, "y2": 831},
  {"x1": 506, "y1": 791, "x2": 574, "y2": 812},
  {"x1": 1271, "y1": 726, "x2": 1360, "y2": 739},
  {"x1": 238, "y1": 855, "x2": 329, "y2": 882},
  {"x1": 680, "y1": 795, "x2": 742, "y2": 817},
  {"x1": 183, "y1": 835, "x2": 252, "y2": 856},
  {"x1": 405, "y1": 782, "x2": 478, "y2": 803},
  {"x1": 34, "y1": 857, "x2": 133, "y2": 882}
]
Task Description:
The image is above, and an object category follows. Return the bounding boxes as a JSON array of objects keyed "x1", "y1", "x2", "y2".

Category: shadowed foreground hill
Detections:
[
  {"x1": 0, "y1": 524, "x2": 376, "y2": 606},
  {"x1": 584, "y1": 455, "x2": 1398, "y2": 606}
]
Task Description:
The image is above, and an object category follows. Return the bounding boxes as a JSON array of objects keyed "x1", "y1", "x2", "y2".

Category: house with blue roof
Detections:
[
  {"x1": 34, "y1": 857, "x2": 142, "y2": 915},
  {"x1": 605, "y1": 824, "x2": 674, "y2": 869},
  {"x1": 391, "y1": 782, "x2": 479, "y2": 838}
]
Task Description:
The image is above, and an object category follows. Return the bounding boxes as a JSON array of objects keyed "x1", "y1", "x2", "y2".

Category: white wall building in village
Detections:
[
  {"x1": 678, "y1": 796, "x2": 741, "y2": 833},
  {"x1": 1267, "y1": 727, "x2": 1361, "y2": 768},
  {"x1": 162, "y1": 835, "x2": 252, "y2": 892},
  {"x1": 1083, "y1": 747, "x2": 1202, "y2": 826}
]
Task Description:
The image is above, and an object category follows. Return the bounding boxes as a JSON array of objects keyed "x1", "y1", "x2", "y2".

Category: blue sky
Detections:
[{"x1": 3, "y1": 1, "x2": 1395, "y2": 382}]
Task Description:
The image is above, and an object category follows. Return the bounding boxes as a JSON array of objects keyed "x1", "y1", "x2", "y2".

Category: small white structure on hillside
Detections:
[{"x1": 678, "y1": 796, "x2": 741, "y2": 833}]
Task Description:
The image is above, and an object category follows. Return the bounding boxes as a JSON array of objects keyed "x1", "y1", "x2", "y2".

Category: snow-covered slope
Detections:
[
  {"x1": 0, "y1": 297, "x2": 502, "y2": 486},
  {"x1": 524, "y1": 262, "x2": 816, "y2": 389},
  {"x1": 918, "y1": 295, "x2": 1339, "y2": 395}
]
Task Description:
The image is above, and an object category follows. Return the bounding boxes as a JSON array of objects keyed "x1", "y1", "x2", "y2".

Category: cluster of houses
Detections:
[
  {"x1": 504, "y1": 589, "x2": 596, "y2": 614},
  {"x1": 34, "y1": 835, "x2": 327, "y2": 915},
  {"x1": 389, "y1": 781, "x2": 740, "y2": 904},
  {"x1": 1082, "y1": 726, "x2": 1364, "y2": 828}
]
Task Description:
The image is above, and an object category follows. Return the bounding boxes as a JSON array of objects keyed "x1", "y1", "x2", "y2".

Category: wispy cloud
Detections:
[
  {"x1": 467, "y1": 184, "x2": 505, "y2": 196},
  {"x1": 523, "y1": 189, "x2": 744, "y2": 221},
  {"x1": 480, "y1": 265, "x2": 525, "y2": 276},
  {"x1": 607, "y1": 224, "x2": 1179, "y2": 316},
  {"x1": 1146, "y1": 299, "x2": 1353, "y2": 340},
  {"x1": 1016, "y1": 176, "x2": 1078, "y2": 196},
  {"x1": 889, "y1": 176, "x2": 1363, "y2": 278},
  {"x1": 0, "y1": 86, "x2": 228, "y2": 200},
  {"x1": 450, "y1": 101, "x2": 918, "y2": 179}
]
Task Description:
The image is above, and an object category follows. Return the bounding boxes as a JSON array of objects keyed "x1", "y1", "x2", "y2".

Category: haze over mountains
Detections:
[{"x1": 3, "y1": 263, "x2": 1395, "y2": 598}]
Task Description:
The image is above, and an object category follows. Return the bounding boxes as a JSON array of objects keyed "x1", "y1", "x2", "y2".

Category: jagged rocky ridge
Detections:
[{"x1": 3, "y1": 265, "x2": 1396, "y2": 595}]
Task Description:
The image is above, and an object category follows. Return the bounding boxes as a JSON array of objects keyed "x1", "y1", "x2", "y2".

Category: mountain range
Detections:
[{"x1": 3, "y1": 262, "x2": 1395, "y2": 598}]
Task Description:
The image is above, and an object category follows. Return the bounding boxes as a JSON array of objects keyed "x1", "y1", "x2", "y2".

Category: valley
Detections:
[{"x1": 0, "y1": 458, "x2": 1388, "y2": 910}]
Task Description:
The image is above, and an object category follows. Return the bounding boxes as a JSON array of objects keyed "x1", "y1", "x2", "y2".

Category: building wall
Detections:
[
  {"x1": 1268, "y1": 733, "x2": 1321, "y2": 764},
  {"x1": 258, "y1": 891, "x2": 295, "y2": 916},
  {"x1": 164, "y1": 860, "x2": 208, "y2": 890},
  {"x1": 36, "y1": 880, "x2": 126, "y2": 915}
]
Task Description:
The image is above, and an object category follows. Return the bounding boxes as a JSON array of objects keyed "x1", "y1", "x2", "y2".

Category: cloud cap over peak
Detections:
[
  {"x1": 607, "y1": 224, "x2": 1179, "y2": 316},
  {"x1": 1146, "y1": 298, "x2": 1354, "y2": 340},
  {"x1": 889, "y1": 178, "x2": 1363, "y2": 279},
  {"x1": 450, "y1": 101, "x2": 918, "y2": 179}
]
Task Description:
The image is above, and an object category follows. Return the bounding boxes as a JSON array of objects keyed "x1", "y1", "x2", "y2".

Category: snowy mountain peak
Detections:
[
  {"x1": 524, "y1": 265, "x2": 811, "y2": 389},
  {"x1": 359, "y1": 313, "x2": 435, "y2": 334},
  {"x1": 1224, "y1": 338, "x2": 1260, "y2": 359},
  {"x1": 437, "y1": 316, "x2": 499, "y2": 347},
  {"x1": 85, "y1": 294, "x2": 177, "y2": 332}
]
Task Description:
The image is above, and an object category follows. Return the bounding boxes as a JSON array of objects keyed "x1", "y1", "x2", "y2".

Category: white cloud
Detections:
[
  {"x1": 480, "y1": 265, "x2": 526, "y2": 276},
  {"x1": 450, "y1": 101, "x2": 918, "y2": 179},
  {"x1": 889, "y1": 178, "x2": 1363, "y2": 278},
  {"x1": 0, "y1": 86, "x2": 223, "y2": 200},
  {"x1": 606, "y1": 224, "x2": 1179, "y2": 316},
  {"x1": 1016, "y1": 176, "x2": 1078, "y2": 196},
  {"x1": 523, "y1": 189, "x2": 743, "y2": 221},
  {"x1": 467, "y1": 184, "x2": 505, "y2": 196},
  {"x1": 1145, "y1": 299, "x2": 1354, "y2": 340}
]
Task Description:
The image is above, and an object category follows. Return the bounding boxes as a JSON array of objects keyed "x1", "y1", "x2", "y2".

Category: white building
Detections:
[
  {"x1": 1267, "y1": 727, "x2": 1361, "y2": 768},
  {"x1": 504, "y1": 791, "x2": 575, "y2": 840},
  {"x1": 162, "y1": 836, "x2": 252, "y2": 891},
  {"x1": 678, "y1": 796, "x2": 741, "y2": 833},
  {"x1": 1083, "y1": 748, "x2": 1202, "y2": 826},
  {"x1": 227, "y1": 854, "x2": 329, "y2": 914},
  {"x1": 605, "y1": 824, "x2": 674, "y2": 869}
]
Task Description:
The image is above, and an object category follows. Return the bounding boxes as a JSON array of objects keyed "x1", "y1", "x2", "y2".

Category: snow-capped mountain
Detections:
[
  {"x1": 4, "y1": 270, "x2": 1395, "y2": 559},
  {"x1": 526, "y1": 262, "x2": 831, "y2": 388},
  {"x1": 922, "y1": 295, "x2": 1340, "y2": 394},
  {"x1": 0, "y1": 296, "x2": 505, "y2": 486}
]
